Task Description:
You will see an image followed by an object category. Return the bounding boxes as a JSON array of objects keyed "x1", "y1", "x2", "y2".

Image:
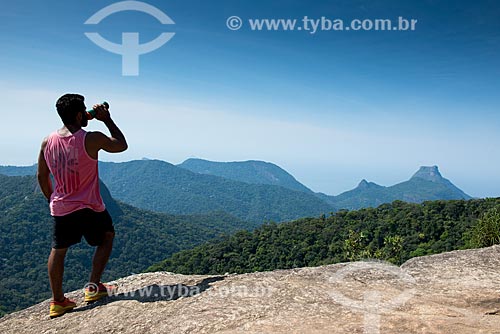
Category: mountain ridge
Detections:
[
  {"x1": 178, "y1": 158, "x2": 313, "y2": 194},
  {"x1": 96, "y1": 159, "x2": 333, "y2": 223},
  {"x1": 0, "y1": 161, "x2": 473, "y2": 213},
  {"x1": 356, "y1": 179, "x2": 384, "y2": 189},
  {"x1": 0, "y1": 160, "x2": 335, "y2": 223},
  {"x1": 322, "y1": 165, "x2": 472, "y2": 210}
]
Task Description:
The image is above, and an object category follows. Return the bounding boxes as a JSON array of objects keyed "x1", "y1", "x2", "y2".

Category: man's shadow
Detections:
[{"x1": 73, "y1": 276, "x2": 225, "y2": 312}]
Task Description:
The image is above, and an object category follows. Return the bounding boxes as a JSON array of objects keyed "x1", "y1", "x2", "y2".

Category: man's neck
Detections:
[{"x1": 60, "y1": 124, "x2": 82, "y2": 134}]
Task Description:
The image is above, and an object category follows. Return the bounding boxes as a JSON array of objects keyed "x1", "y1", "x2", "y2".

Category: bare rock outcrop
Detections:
[{"x1": 1, "y1": 246, "x2": 499, "y2": 333}]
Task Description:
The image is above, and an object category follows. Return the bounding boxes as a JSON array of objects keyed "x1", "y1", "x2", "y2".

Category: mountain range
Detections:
[
  {"x1": 176, "y1": 159, "x2": 472, "y2": 211},
  {"x1": 0, "y1": 159, "x2": 472, "y2": 220},
  {"x1": 97, "y1": 159, "x2": 332, "y2": 223},
  {"x1": 319, "y1": 166, "x2": 472, "y2": 210}
]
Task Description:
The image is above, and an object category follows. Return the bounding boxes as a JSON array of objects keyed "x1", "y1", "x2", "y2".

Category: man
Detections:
[{"x1": 37, "y1": 94, "x2": 128, "y2": 318}]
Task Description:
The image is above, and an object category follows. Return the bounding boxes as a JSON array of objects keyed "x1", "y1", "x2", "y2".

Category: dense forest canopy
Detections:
[{"x1": 148, "y1": 198, "x2": 500, "y2": 275}]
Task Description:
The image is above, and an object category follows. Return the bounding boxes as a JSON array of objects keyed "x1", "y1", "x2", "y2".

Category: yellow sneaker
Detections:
[
  {"x1": 84, "y1": 282, "x2": 117, "y2": 303},
  {"x1": 49, "y1": 297, "x2": 76, "y2": 318}
]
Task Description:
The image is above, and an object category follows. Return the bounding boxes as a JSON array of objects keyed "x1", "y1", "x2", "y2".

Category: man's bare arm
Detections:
[
  {"x1": 37, "y1": 138, "x2": 53, "y2": 201},
  {"x1": 101, "y1": 117, "x2": 128, "y2": 152},
  {"x1": 86, "y1": 104, "x2": 128, "y2": 156}
]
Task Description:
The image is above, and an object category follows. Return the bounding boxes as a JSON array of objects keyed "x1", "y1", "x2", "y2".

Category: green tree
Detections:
[
  {"x1": 344, "y1": 230, "x2": 368, "y2": 261},
  {"x1": 471, "y1": 207, "x2": 500, "y2": 247},
  {"x1": 382, "y1": 235, "x2": 404, "y2": 263}
]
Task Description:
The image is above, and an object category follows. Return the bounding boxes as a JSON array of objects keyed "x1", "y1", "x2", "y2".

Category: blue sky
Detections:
[{"x1": 0, "y1": 0, "x2": 499, "y2": 197}]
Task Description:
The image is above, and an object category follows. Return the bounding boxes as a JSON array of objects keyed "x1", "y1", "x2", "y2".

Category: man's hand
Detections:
[{"x1": 93, "y1": 104, "x2": 111, "y2": 123}]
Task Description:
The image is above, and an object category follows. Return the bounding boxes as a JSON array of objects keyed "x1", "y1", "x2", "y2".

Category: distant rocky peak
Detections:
[
  {"x1": 357, "y1": 179, "x2": 369, "y2": 188},
  {"x1": 411, "y1": 166, "x2": 444, "y2": 183},
  {"x1": 356, "y1": 179, "x2": 383, "y2": 190}
]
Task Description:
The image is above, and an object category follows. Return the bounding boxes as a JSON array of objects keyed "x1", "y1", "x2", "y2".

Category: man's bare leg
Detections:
[
  {"x1": 89, "y1": 232, "x2": 114, "y2": 284},
  {"x1": 48, "y1": 248, "x2": 68, "y2": 301}
]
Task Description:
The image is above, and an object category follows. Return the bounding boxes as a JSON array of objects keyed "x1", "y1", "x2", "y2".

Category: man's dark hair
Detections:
[{"x1": 56, "y1": 94, "x2": 85, "y2": 125}]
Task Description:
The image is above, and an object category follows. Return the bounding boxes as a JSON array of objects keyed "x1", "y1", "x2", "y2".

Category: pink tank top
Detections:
[{"x1": 44, "y1": 128, "x2": 105, "y2": 216}]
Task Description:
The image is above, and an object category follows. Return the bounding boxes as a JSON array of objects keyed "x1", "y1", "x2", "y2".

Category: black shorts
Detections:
[{"x1": 52, "y1": 208, "x2": 115, "y2": 249}]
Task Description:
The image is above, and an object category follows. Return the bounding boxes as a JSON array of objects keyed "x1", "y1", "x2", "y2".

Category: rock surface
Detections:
[
  {"x1": 411, "y1": 166, "x2": 444, "y2": 183},
  {"x1": 1, "y1": 246, "x2": 500, "y2": 334}
]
